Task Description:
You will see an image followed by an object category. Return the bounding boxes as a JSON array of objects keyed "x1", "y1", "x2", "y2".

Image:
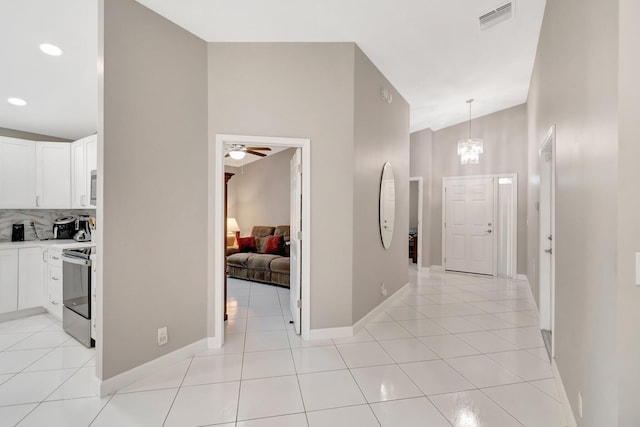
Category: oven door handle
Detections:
[{"x1": 62, "y1": 256, "x2": 91, "y2": 266}]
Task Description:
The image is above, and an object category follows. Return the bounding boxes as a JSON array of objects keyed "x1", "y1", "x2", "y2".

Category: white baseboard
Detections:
[
  {"x1": 552, "y1": 359, "x2": 578, "y2": 427},
  {"x1": 307, "y1": 327, "x2": 353, "y2": 341},
  {"x1": 208, "y1": 335, "x2": 222, "y2": 349},
  {"x1": 516, "y1": 274, "x2": 528, "y2": 281},
  {"x1": 0, "y1": 307, "x2": 46, "y2": 323},
  {"x1": 307, "y1": 282, "x2": 412, "y2": 341},
  {"x1": 429, "y1": 265, "x2": 444, "y2": 272},
  {"x1": 99, "y1": 338, "x2": 209, "y2": 397},
  {"x1": 352, "y1": 282, "x2": 411, "y2": 335}
]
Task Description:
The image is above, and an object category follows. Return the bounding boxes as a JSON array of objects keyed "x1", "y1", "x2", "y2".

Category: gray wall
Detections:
[
  {"x1": 617, "y1": 0, "x2": 639, "y2": 424},
  {"x1": 526, "y1": 0, "x2": 619, "y2": 424},
  {"x1": 352, "y1": 46, "x2": 410, "y2": 323},
  {"x1": 410, "y1": 128, "x2": 433, "y2": 269},
  {"x1": 208, "y1": 43, "x2": 356, "y2": 329},
  {"x1": 430, "y1": 104, "x2": 528, "y2": 273},
  {"x1": 0, "y1": 127, "x2": 70, "y2": 142},
  {"x1": 101, "y1": 0, "x2": 208, "y2": 380},
  {"x1": 226, "y1": 148, "x2": 295, "y2": 236}
]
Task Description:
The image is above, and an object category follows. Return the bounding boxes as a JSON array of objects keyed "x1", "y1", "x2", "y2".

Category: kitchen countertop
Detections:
[{"x1": 0, "y1": 239, "x2": 95, "y2": 250}]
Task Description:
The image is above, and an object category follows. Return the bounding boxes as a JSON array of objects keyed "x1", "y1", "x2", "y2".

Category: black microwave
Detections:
[{"x1": 90, "y1": 170, "x2": 97, "y2": 206}]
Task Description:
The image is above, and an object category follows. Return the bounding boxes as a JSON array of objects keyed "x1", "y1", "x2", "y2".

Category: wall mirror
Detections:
[{"x1": 379, "y1": 162, "x2": 395, "y2": 249}]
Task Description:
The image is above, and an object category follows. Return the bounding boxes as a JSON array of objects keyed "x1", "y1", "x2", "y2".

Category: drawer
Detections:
[
  {"x1": 47, "y1": 279, "x2": 63, "y2": 320},
  {"x1": 48, "y1": 248, "x2": 63, "y2": 267},
  {"x1": 48, "y1": 265, "x2": 62, "y2": 285}
]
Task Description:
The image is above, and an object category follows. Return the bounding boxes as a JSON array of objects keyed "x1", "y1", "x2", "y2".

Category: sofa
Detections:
[{"x1": 226, "y1": 225, "x2": 290, "y2": 288}]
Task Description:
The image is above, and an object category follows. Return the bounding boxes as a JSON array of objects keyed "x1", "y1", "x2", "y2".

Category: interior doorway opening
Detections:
[
  {"x1": 538, "y1": 126, "x2": 556, "y2": 358},
  {"x1": 209, "y1": 135, "x2": 312, "y2": 348},
  {"x1": 409, "y1": 177, "x2": 423, "y2": 270}
]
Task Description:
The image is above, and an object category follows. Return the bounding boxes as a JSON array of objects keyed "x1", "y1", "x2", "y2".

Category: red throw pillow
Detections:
[
  {"x1": 237, "y1": 236, "x2": 257, "y2": 253},
  {"x1": 264, "y1": 235, "x2": 284, "y2": 255}
]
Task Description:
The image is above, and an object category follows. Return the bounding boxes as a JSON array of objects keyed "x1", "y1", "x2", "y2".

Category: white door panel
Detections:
[
  {"x1": 290, "y1": 148, "x2": 302, "y2": 334},
  {"x1": 445, "y1": 177, "x2": 494, "y2": 275}
]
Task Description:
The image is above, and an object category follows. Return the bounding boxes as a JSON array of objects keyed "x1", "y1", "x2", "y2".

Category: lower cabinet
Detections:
[
  {"x1": 18, "y1": 247, "x2": 46, "y2": 310},
  {"x1": 46, "y1": 248, "x2": 64, "y2": 320},
  {"x1": 0, "y1": 249, "x2": 19, "y2": 314}
]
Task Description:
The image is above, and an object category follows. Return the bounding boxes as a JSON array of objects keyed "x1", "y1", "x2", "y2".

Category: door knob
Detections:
[
  {"x1": 486, "y1": 229, "x2": 492, "y2": 234},
  {"x1": 545, "y1": 248, "x2": 553, "y2": 254}
]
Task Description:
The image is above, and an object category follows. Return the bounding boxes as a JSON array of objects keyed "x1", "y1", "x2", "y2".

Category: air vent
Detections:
[{"x1": 479, "y1": 2, "x2": 513, "y2": 30}]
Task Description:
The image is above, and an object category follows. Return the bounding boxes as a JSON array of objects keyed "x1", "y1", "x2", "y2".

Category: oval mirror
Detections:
[{"x1": 379, "y1": 162, "x2": 395, "y2": 249}]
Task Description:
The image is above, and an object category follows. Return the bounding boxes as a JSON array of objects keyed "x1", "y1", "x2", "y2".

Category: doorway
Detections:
[
  {"x1": 442, "y1": 174, "x2": 518, "y2": 277},
  {"x1": 538, "y1": 126, "x2": 556, "y2": 357},
  {"x1": 209, "y1": 135, "x2": 311, "y2": 347},
  {"x1": 409, "y1": 177, "x2": 423, "y2": 270}
]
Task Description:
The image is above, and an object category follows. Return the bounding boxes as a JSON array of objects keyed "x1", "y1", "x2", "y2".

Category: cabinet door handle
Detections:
[
  {"x1": 52, "y1": 256, "x2": 59, "y2": 260},
  {"x1": 52, "y1": 276, "x2": 59, "y2": 281},
  {"x1": 36, "y1": 195, "x2": 41, "y2": 207},
  {"x1": 42, "y1": 250, "x2": 48, "y2": 262},
  {"x1": 51, "y1": 300, "x2": 59, "y2": 305}
]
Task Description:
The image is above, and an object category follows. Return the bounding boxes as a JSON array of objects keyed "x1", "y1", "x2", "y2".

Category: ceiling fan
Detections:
[{"x1": 225, "y1": 144, "x2": 272, "y2": 160}]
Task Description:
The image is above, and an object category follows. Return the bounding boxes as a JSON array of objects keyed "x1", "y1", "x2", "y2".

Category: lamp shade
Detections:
[{"x1": 227, "y1": 218, "x2": 240, "y2": 234}]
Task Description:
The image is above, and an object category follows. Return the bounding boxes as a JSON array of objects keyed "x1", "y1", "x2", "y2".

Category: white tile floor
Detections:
[{"x1": 0, "y1": 270, "x2": 569, "y2": 426}]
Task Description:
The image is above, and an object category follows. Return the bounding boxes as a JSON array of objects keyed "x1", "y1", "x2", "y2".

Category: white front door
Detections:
[
  {"x1": 289, "y1": 148, "x2": 302, "y2": 334},
  {"x1": 444, "y1": 177, "x2": 495, "y2": 275}
]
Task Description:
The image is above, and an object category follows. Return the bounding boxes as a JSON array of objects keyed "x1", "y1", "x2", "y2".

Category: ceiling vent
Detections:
[{"x1": 479, "y1": 2, "x2": 513, "y2": 30}]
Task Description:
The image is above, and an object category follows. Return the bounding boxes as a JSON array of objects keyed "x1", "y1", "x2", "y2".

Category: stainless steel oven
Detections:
[{"x1": 62, "y1": 247, "x2": 95, "y2": 347}]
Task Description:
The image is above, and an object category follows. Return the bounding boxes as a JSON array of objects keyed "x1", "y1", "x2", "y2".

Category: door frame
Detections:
[
  {"x1": 208, "y1": 134, "x2": 312, "y2": 345},
  {"x1": 538, "y1": 125, "x2": 556, "y2": 357},
  {"x1": 441, "y1": 174, "x2": 518, "y2": 278},
  {"x1": 409, "y1": 177, "x2": 424, "y2": 271}
]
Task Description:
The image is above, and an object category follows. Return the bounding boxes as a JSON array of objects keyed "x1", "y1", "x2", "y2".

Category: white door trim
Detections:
[
  {"x1": 409, "y1": 177, "x2": 423, "y2": 271},
  {"x1": 442, "y1": 174, "x2": 518, "y2": 278},
  {"x1": 538, "y1": 125, "x2": 556, "y2": 357},
  {"x1": 209, "y1": 134, "x2": 312, "y2": 345}
]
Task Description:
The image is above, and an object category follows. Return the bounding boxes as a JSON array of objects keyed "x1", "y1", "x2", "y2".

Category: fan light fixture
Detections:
[
  {"x1": 457, "y1": 99, "x2": 483, "y2": 165},
  {"x1": 228, "y1": 149, "x2": 246, "y2": 160}
]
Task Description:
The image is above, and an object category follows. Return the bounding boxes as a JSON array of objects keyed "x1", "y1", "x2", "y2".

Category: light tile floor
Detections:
[{"x1": 0, "y1": 270, "x2": 568, "y2": 426}]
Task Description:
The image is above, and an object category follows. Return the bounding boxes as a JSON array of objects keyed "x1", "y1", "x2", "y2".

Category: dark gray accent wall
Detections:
[{"x1": 100, "y1": 0, "x2": 208, "y2": 380}]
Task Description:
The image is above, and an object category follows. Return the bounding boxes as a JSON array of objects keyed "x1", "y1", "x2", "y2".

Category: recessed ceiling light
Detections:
[
  {"x1": 8, "y1": 97, "x2": 27, "y2": 107},
  {"x1": 39, "y1": 43, "x2": 63, "y2": 56}
]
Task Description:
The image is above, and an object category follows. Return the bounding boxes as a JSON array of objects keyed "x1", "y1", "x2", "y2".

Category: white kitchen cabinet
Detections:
[
  {"x1": 36, "y1": 142, "x2": 71, "y2": 208},
  {"x1": 71, "y1": 134, "x2": 97, "y2": 208},
  {"x1": 18, "y1": 247, "x2": 46, "y2": 310},
  {"x1": 0, "y1": 137, "x2": 36, "y2": 209},
  {"x1": 0, "y1": 249, "x2": 19, "y2": 314},
  {"x1": 46, "y1": 248, "x2": 64, "y2": 319}
]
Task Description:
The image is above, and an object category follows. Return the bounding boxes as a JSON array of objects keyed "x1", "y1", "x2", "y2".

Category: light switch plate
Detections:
[{"x1": 636, "y1": 253, "x2": 640, "y2": 286}]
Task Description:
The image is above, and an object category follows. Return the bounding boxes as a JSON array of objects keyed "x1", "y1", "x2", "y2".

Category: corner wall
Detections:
[
  {"x1": 352, "y1": 46, "x2": 410, "y2": 323},
  {"x1": 526, "y1": 0, "x2": 619, "y2": 424},
  {"x1": 100, "y1": 0, "x2": 208, "y2": 379}
]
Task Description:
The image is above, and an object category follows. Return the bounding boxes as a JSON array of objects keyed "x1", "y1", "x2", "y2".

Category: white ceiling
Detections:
[
  {"x1": 0, "y1": 0, "x2": 545, "y2": 140},
  {"x1": 137, "y1": 0, "x2": 546, "y2": 132},
  {"x1": 0, "y1": 0, "x2": 98, "y2": 140}
]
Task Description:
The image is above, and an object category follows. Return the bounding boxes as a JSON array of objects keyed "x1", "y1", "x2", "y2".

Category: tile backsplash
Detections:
[{"x1": 0, "y1": 209, "x2": 95, "y2": 241}]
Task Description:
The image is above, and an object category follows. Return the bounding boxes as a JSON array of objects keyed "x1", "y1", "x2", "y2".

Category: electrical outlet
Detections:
[
  {"x1": 578, "y1": 391, "x2": 583, "y2": 418},
  {"x1": 158, "y1": 327, "x2": 168, "y2": 346},
  {"x1": 380, "y1": 283, "x2": 388, "y2": 297}
]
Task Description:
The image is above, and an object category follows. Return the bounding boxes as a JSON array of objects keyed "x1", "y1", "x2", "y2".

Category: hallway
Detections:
[{"x1": 0, "y1": 271, "x2": 567, "y2": 426}]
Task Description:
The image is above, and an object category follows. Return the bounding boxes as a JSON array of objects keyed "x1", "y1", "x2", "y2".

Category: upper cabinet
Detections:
[
  {"x1": 0, "y1": 137, "x2": 36, "y2": 208},
  {"x1": 71, "y1": 135, "x2": 97, "y2": 208},
  {"x1": 0, "y1": 134, "x2": 96, "y2": 209},
  {"x1": 36, "y1": 142, "x2": 71, "y2": 208}
]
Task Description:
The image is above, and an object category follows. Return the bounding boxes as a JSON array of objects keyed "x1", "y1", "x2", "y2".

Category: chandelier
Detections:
[{"x1": 457, "y1": 99, "x2": 483, "y2": 165}]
